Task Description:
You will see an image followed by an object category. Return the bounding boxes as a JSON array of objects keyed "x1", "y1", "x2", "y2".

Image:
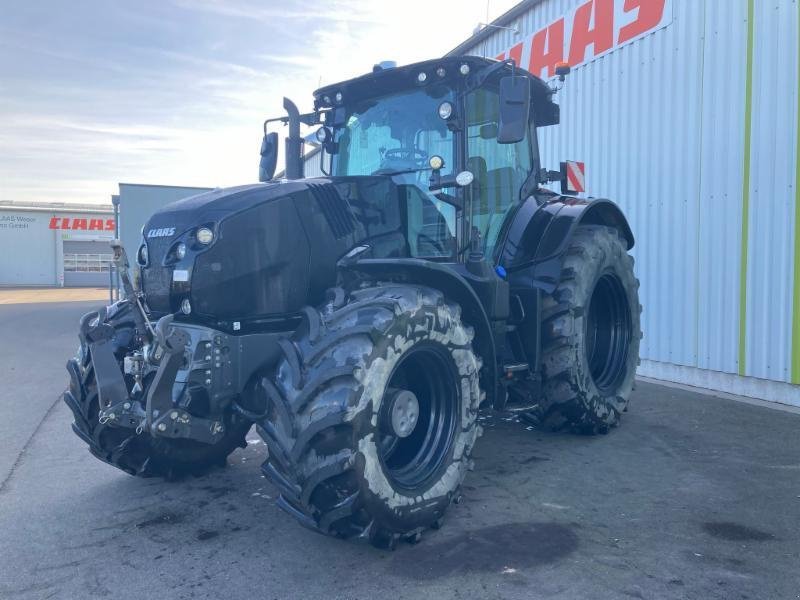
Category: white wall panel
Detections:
[{"x1": 459, "y1": 0, "x2": 800, "y2": 399}]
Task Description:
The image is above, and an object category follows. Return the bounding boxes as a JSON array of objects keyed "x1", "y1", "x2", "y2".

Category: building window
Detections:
[{"x1": 63, "y1": 253, "x2": 113, "y2": 272}]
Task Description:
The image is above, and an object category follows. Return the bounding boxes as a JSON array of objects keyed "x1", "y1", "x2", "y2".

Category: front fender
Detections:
[{"x1": 498, "y1": 194, "x2": 634, "y2": 292}]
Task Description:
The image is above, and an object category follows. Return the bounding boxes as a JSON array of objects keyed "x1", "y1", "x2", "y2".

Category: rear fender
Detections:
[
  {"x1": 339, "y1": 258, "x2": 498, "y2": 408},
  {"x1": 499, "y1": 194, "x2": 634, "y2": 292}
]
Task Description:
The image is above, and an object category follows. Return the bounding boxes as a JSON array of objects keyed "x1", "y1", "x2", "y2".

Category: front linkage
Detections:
[{"x1": 64, "y1": 242, "x2": 248, "y2": 477}]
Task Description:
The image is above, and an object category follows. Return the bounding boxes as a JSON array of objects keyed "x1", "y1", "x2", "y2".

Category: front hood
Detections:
[
  {"x1": 137, "y1": 176, "x2": 414, "y2": 322},
  {"x1": 143, "y1": 180, "x2": 306, "y2": 238}
]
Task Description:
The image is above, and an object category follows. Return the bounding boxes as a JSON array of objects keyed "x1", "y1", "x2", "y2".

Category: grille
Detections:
[{"x1": 308, "y1": 183, "x2": 355, "y2": 239}]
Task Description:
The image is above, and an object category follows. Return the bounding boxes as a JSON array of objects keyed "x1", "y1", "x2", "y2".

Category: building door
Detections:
[{"x1": 62, "y1": 240, "x2": 112, "y2": 287}]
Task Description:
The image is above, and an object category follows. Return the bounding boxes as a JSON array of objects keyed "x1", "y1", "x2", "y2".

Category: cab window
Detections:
[{"x1": 466, "y1": 87, "x2": 534, "y2": 256}]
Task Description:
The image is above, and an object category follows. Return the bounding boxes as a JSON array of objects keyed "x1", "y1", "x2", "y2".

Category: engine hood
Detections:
[
  {"x1": 143, "y1": 180, "x2": 311, "y2": 238},
  {"x1": 137, "y1": 176, "x2": 416, "y2": 325}
]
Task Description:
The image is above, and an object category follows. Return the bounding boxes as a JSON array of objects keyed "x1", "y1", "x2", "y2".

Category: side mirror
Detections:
[
  {"x1": 497, "y1": 76, "x2": 531, "y2": 144},
  {"x1": 258, "y1": 132, "x2": 278, "y2": 182}
]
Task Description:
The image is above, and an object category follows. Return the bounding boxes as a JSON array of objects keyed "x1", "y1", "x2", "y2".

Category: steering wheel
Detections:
[{"x1": 382, "y1": 148, "x2": 428, "y2": 168}]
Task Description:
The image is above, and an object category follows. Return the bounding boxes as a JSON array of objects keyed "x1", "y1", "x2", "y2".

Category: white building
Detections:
[
  {"x1": 0, "y1": 183, "x2": 212, "y2": 289},
  {"x1": 447, "y1": 0, "x2": 800, "y2": 406},
  {"x1": 301, "y1": 0, "x2": 800, "y2": 407},
  {"x1": 0, "y1": 200, "x2": 115, "y2": 287}
]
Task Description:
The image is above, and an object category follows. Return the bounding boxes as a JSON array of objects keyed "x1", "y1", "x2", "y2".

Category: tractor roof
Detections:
[{"x1": 314, "y1": 56, "x2": 559, "y2": 127}]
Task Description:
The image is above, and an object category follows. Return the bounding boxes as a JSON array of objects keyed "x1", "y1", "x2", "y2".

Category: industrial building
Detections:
[
  {"x1": 453, "y1": 0, "x2": 800, "y2": 406},
  {"x1": 0, "y1": 200, "x2": 116, "y2": 287},
  {"x1": 0, "y1": 183, "x2": 211, "y2": 289},
  {"x1": 300, "y1": 0, "x2": 800, "y2": 407}
]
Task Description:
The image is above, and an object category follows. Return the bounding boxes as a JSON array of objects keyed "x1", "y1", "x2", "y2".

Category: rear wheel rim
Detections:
[
  {"x1": 585, "y1": 272, "x2": 632, "y2": 394},
  {"x1": 377, "y1": 343, "x2": 459, "y2": 492}
]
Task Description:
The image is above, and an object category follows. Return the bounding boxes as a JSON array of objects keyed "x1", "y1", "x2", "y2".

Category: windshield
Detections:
[
  {"x1": 331, "y1": 86, "x2": 458, "y2": 260},
  {"x1": 332, "y1": 86, "x2": 455, "y2": 179}
]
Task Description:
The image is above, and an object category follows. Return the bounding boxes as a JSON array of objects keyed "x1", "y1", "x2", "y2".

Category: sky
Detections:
[{"x1": 0, "y1": 0, "x2": 519, "y2": 204}]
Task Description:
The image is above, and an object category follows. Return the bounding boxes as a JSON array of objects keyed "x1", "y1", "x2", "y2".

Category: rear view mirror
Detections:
[
  {"x1": 259, "y1": 132, "x2": 278, "y2": 182},
  {"x1": 497, "y1": 76, "x2": 531, "y2": 144}
]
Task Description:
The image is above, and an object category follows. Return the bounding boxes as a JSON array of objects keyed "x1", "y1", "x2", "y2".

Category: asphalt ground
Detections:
[{"x1": 0, "y1": 300, "x2": 798, "y2": 600}]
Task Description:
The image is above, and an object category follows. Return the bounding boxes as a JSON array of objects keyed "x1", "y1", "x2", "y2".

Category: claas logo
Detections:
[
  {"x1": 496, "y1": 0, "x2": 671, "y2": 78},
  {"x1": 49, "y1": 217, "x2": 115, "y2": 231}
]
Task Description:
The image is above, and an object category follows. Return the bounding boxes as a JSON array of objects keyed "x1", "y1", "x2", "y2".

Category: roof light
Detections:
[
  {"x1": 459, "y1": 63, "x2": 470, "y2": 76},
  {"x1": 436, "y1": 67, "x2": 446, "y2": 78},
  {"x1": 335, "y1": 91, "x2": 343, "y2": 103},
  {"x1": 417, "y1": 71, "x2": 427, "y2": 83}
]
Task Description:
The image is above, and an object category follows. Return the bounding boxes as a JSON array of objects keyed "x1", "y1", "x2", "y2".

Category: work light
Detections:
[
  {"x1": 438, "y1": 101, "x2": 453, "y2": 120},
  {"x1": 429, "y1": 155, "x2": 444, "y2": 170}
]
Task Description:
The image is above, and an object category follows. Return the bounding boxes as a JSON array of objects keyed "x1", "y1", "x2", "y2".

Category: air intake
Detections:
[{"x1": 308, "y1": 184, "x2": 355, "y2": 239}]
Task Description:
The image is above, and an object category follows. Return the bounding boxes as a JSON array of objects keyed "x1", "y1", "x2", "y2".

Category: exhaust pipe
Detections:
[{"x1": 283, "y1": 97, "x2": 304, "y2": 180}]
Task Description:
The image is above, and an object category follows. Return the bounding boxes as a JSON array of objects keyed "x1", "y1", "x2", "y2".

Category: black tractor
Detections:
[{"x1": 64, "y1": 56, "x2": 641, "y2": 549}]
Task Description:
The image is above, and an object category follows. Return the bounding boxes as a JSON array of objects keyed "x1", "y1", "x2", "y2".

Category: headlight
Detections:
[
  {"x1": 180, "y1": 298, "x2": 192, "y2": 315},
  {"x1": 438, "y1": 101, "x2": 453, "y2": 120},
  {"x1": 196, "y1": 227, "x2": 214, "y2": 245},
  {"x1": 175, "y1": 242, "x2": 187, "y2": 260},
  {"x1": 137, "y1": 243, "x2": 148, "y2": 266}
]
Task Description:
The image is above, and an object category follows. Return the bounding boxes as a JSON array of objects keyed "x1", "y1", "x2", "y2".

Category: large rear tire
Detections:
[
  {"x1": 256, "y1": 284, "x2": 483, "y2": 548},
  {"x1": 64, "y1": 302, "x2": 250, "y2": 478},
  {"x1": 535, "y1": 225, "x2": 642, "y2": 434}
]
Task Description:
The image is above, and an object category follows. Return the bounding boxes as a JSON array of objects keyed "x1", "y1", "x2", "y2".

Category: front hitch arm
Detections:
[
  {"x1": 144, "y1": 315, "x2": 226, "y2": 444},
  {"x1": 145, "y1": 314, "x2": 190, "y2": 431}
]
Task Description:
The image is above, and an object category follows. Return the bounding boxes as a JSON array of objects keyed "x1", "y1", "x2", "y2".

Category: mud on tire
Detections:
[
  {"x1": 63, "y1": 302, "x2": 250, "y2": 478},
  {"x1": 256, "y1": 284, "x2": 483, "y2": 548},
  {"x1": 535, "y1": 225, "x2": 642, "y2": 434}
]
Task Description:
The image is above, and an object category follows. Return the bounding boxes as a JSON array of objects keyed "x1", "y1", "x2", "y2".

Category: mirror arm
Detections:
[{"x1": 467, "y1": 59, "x2": 515, "y2": 92}]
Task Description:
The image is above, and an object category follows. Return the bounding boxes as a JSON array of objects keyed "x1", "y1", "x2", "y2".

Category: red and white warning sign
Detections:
[{"x1": 561, "y1": 160, "x2": 586, "y2": 194}]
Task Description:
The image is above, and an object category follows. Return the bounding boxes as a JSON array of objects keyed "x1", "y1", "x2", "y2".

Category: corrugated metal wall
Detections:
[{"x1": 461, "y1": 0, "x2": 800, "y2": 405}]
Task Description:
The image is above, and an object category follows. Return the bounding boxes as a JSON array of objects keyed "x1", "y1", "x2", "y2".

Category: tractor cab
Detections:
[{"x1": 261, "y1": 56, "x2": 560, "y2": 261}]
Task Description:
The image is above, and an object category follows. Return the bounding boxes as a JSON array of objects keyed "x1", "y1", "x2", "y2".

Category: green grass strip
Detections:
[
  {"x1": 792, "y1": 1, "x2": 800, "y2": 383},
  {"x1": 738, "y1": 0, "x2": 756, "y2": 376}
]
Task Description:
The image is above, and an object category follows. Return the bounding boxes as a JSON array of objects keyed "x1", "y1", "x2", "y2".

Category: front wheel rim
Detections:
[
  {"x1": 585, "y1": 272, "x2": 633, "y2": 394},
  {"x1": 377, "y1": 343, "x2": 459, "y2": 492}
]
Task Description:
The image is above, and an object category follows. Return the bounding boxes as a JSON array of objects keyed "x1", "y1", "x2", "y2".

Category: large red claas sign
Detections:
[
  {"x1": 496, "y1": 0, "x2": 672, "y2": 78},
  {"x1": 49, "y1": 217, "x2": 116, "y2": 231}
]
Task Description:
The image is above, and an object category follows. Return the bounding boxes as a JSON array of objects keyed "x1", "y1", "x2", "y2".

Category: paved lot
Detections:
[
  {"x1": 0, "y1": 287, "x2": 110, "y2": 305},
  {"x1": 1, "y1": 300, "x2": 799, "y2": 600}
]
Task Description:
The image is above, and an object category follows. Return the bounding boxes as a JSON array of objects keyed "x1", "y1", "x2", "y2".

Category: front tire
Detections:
[
  {"x1": 257, "y1": 284, "x2": 483, "y2": 548},
  {"x1": 535, "y1": 225, "x2": 642, "y2": 434}
]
